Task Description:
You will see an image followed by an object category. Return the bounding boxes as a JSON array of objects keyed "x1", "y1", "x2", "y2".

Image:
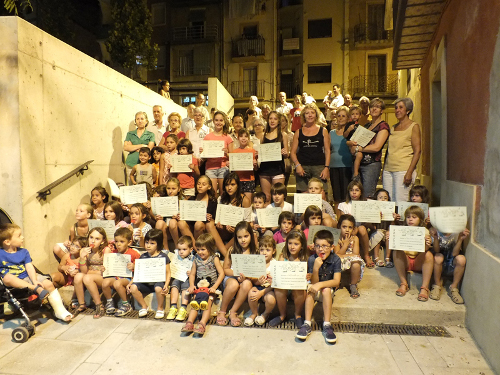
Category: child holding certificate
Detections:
[
  {"x1": 104, "y1": 201, "x2": 129, "y2": 231},
  {"x1": 296, "y1": 230, "x2": 341, "y2": 343},
  {"x1": 159, "y1": 134, "x2": 178, "y2": 186},
  {"x1": 335, "y1": 215, "x2": 365, "y2": 299},
  {"x1": 307, "y1": 178, "x2": 337, "y2": 227},
  {"x1": 245, "y1": 235, "x2": 277, "y2": 326},
  {"x1": 166, "y1": 236, "x2": 194, "y2": 321},
  {"x1": 128, "y1": 229, "x2": 171, "y2": 319},
  {"x1": 217, "y1": 222, "x2": 258, "y2": 327},
  {"x1": 273, "y1": 211, "x2": 295, "y2": 244},
  {"x1": 231, "y1": 128, "x2": 257, "y2": 202},
  {"x1": 103, "y1": 228, "x2": 141, "y2": 317},
  {"x1": 174, "y1": 138, "x2": 199, "y2": 197},
  {"x1": 155, "y1": 177, "x2": 185, "y2": 249},
  {"x1": 387, "y1": 206, "x2": 433, "y2": 301},
  {"x1": 269, "y1": 230, "x2": 308, "y2": 328},
  {"x1": 251, "y1": 192, "x2": 272, "y2": 238},
  {"x1": 181, "y1": 234, "x2": 224, "y2": 335},
  {"x1": 128, "y1": 204, "x2": 152, "y2": 248},
  {"x1": 268, "y1": 182, "x2": 293, "y2": 213},
  {"x1": 371, "y1": 189, "x2": 392, "y2": 267}
]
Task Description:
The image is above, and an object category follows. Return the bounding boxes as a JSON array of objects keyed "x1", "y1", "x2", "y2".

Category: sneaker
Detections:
[
  {"x1": 175, "y1": 306, "x2": 188, "y2": 321},
  {"x1": 105, "y1": 300, "x2": 116, "y2": 314},
  {"x1": 295, "y1": 317, "x2": 304, "y2": 329},
  {"x1": 296, "y1": 323, "x2": 312, "y2": 340},
  {"x1": 114, "y1": 303, "x2": 132, "y2": 317},
  {"x1": 166, "y1": 306, "x2": 178, "y2": 320},
  {"x1": 322, "y1": 325, "x2": 337, "y2": 343}
]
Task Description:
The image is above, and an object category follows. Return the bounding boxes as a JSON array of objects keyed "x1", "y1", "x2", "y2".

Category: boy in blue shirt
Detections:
[
  {"x1": 0, "y1": 224, "x2": 73, "y2": 321},
  {"x1": 296, "y1": 229, "x2": 341, "y2": 343}
]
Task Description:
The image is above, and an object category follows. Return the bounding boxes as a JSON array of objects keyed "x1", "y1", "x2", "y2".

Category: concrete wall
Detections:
[
  {"x1": 207, "y1": 77, "x2": 234, "y2": 117},
  {"x1": 0, "y1": 17, "x2": 185, "y2": 273}
]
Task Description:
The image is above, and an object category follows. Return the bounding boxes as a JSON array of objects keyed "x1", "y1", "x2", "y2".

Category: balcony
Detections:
[
  {"x1": 174, "y1": 65, "x2": 211, "y2": 78},
  {"x1": 231, "y1": 80, "x2": 265, "y2": 99},
  {"x1": 279, "y1": 82, "x2": 302, "y2": 100},
  {"x1": 353, "y1": 23, "x2": 393, "y2": 44},
  {"x1": 172, "y1": 24, "x2": 219, "y2": 43},
  {"x1": 232, "y1": 36, "x2": 265, "y2": 58},
  {"x1": 346, "y1": 75, "x2": 398, "y2": 98}
]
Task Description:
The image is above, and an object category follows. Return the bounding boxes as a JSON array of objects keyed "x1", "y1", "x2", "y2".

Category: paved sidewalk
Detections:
[{"x1": 0, "y1": 315, "x2": 494, "y2": 375}]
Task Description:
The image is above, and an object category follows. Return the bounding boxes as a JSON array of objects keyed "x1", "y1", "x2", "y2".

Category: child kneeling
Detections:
[
  {"x1": 296, "y1": 229, "x2": 341, "y2": 344},
  {"x1": 0, "y1": 224, "x2": 73, "y2": 321}
]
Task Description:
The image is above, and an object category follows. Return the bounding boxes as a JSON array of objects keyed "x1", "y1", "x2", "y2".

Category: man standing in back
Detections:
[{"x1": 148, "y1": 105, "x2": 168, "y2": 145}]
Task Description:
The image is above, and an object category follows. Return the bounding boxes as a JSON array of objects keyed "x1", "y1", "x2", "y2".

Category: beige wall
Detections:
[
  {"x1": 208, "y1": 77, "x2": 234, "y2": 117},
  {"x1": 0, "y1": 17, "x2": 185, "y2": 273}
]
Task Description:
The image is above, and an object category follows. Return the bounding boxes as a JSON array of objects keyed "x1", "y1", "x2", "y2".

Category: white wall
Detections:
[
  {"x1": 0, "y1": 17, "x2": 185, "y2": 273},
  {"x1": 208, "y1": 77, "x2": 234, "y2": 117}
]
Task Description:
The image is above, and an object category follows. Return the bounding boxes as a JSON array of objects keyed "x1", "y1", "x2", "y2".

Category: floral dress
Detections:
[{"x1": 340, "y1": 240, "x2": 366, "y2": 281}]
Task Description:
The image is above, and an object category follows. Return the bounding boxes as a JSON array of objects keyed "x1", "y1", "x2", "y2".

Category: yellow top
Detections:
[{"x1": 384, "y1": 122, "x2": 416, "y2": 172}]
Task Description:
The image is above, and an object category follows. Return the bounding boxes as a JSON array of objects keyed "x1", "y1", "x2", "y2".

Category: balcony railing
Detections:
[
  {"x1": 279, "y1": 82, "x2": 302, "y2": 100},
  {"x1": 231, "y1": 80, "x2": 265, "y2": 99},
  {"x1": 347, "y1": 75, "x2": 398, "y2": 97},
  {"x1": 353, "y1": 23, "x2": 393, "y2": 43},
  {"x1": 172, "y1": 24, "x2": 218, "y2": 42},
  {"x1": 232, "y1": 36, "x2": 265, "y2": 58}
]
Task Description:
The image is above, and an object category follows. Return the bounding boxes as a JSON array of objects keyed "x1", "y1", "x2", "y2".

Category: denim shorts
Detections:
[
  {"x1": 171, "y1": 278, "x2": 190, "y2": 291},
  {"x1": 133, "y1": 282, "x2": 165, "y2": 295},
  {"x1": 206, "y1": 167, "x2": 229, "y2": 179}
]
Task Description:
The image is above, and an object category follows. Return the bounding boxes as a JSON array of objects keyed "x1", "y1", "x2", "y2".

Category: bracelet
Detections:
[
  {"x1": 79, "y1": 261, "x2": 86, "y2": 265},
  {"x1": 325, "y1": 166, "x2": 329, "y2": 168},
  {"x1": 295, "y1": 163, "x2": 301, "y2": 167}
]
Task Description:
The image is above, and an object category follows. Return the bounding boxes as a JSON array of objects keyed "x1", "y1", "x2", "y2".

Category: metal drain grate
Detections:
[{"x1": 72, "y1": 307, "x2": 451, "y2": 337}]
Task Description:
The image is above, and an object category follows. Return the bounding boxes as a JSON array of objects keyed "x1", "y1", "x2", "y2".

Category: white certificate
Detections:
[
  {"x1": 294, "y1": 193, "x2": 322, "y2": 214},
  {"x1": 397, "y1": 202, "x2": 429, "y2": 221},
  {"x1": 377, "y1": 201, "x2": 396, "y2": 221},
  {"x1": 350, "y1": 126, "x2": 376, "y2": 147},
  {"x1": 259, "y1": 142, "x2": 282, "y2": 162},
  {"x1": 257, "y1": 208, "x2": 281, "y2": 228},
  {"x1": 389, "y1": 225, "x2": 426, "y2": 252},
  {"x1": 133, "y1": 257, "x2": 166, "y2": 283},
  {"x1": 103, "y1": 253, "x2": 133, "y2": 278},
  {"x1": 231, "y1": 254, "x2": 267, "y2": 278},
  {"x1": 271, "y1": 261, "x2": 307, "y2": 290},
  {"x1": 307, "y1": 226, "x2": 341, "y2": 246},
  {"x1": 88, "y1": 220, "x2": 116, "y2": 241},
  {"x1": 170, "y1": 154, "x2": 193, "y2": 173},
  {"x1": 229, "y1": 153, "x2": 254, "y2": 171},
  {"x1": 215, "y1": 204, "x2": 245, "y2": 227},
  {"x1": 170, "y1": 256, "x2": 193, "y2": 282},
  {"x1": 200, "y1": 140, "x2": 225, "y2": 158},
  {"x1": 151, "y1": 196, "x2": 178, "y2": 217},
  {"x1": 119, "y1": 184, "x2": 148, "y2": 205},
  {"x1": 179, "y1": 200, "x2": 207, "y2": 222},
  {"x1": 352, "y1": 201, "x2": 381, "y2": 223},
  {"x1": 429, "y1": 206, "x2": 467, "y2": 233}
]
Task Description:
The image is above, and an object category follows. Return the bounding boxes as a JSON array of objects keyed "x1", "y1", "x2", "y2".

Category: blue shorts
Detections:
[
  {"x1": 206, "y1": 167, "x2": 229, "y2": 179},
  {"x1": 133, "y1": 282, "x2": 165, "y2": 295},
  {"x1": 171, "y1": 278, "x2": 190, "y2": 291}
]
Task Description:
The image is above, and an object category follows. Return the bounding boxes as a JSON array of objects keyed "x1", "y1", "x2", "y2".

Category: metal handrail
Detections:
[
  {"x1": 36, "y1": 160, "x2": 94, "y2": 201},
  {"x1": 353, "y1": 23, "x2": 393, "y2": 43},
  {"x1": 346, "y1": 75, "x2": 398, "y2": 97},
  {"x1": 231, "y1": 35, "x2": 265, "y2": 58},
  {"x1": 230, "y1": 80, "x2": 265, "y2": 98},
  {"x1": 172, "y1": 24, "x2": 218, "y2": 41}
]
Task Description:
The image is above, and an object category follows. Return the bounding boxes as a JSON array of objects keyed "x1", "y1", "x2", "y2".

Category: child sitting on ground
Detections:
[
  {"x1": 0, "y1": 224, "x2": 73, "y2": 321},
  {"x1": 307, "y1": 178, "x2": 337, "y2": 227},
  {"x1": 130, "y1": 147, "x2": 157, "y2": 186},
  {"x1": 252, "y1": 192, "x2": 272, "y2": 237},
  {"x1": 296, "y1": 229, "x2": 341, "y2": 344},
  {"x1": 429, "y1": 228, "x2": 469, "y2": 304},
  {"x1": 127, "y1": 229, "x2": 171, "y2": 318}
]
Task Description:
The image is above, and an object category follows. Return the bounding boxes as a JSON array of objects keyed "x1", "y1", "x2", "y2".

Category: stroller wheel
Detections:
[
  {"x1": 27, "y1": 324, "x2": 36, "y2": 337},
  {"x1": 12, "y1": 327, "x2": 29, "y2": 343}
]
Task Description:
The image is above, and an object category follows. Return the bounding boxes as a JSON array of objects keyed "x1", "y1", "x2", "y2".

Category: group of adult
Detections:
[{"x1": 123, "y1": 87, "x2": 421, "y2": 204}]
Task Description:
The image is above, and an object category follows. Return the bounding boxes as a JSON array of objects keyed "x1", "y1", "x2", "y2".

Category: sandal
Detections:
[
  {"x1": 396, "y1": 283, "x2": 409, "y2": 297},
  {"x1": 418, "y1": 286, "x2": 430, "y2": 302},
  {"x1": 349, "y1": 284, "x2": 360, "y2": 299},
  {"x1": 138, "y1": 308, "x2": 148, "y2": 318},
  {"x1": 375, "y1": 258, "x2": 385, "y2": 267},
  {"x1": 70, "y1": 298, "x2": 79, "y2": 309},
  {"x1": 93, "y1": 304, "x2": 105, "y2": 319},
  {"x1": 194, "y1": 322, "x2": 206, "y2": 334},
  {"x1": 255, "y1": 315, "x2": 267, "y2": 326},
  {"x1": 385, "y1": 258, "x2": 394, "y2": 268},
  {"x1": 429, "y1": 284, "x2": 442, "y2": 301},
  {"x1": 365, "y1": 260, "x2": 375, "y2": 269},
  {"x1": 73, "y1": 304, "x2": 87, "y2": 316},
  {"x1": 229, "y1": 314, "x2": 242, "y2": 327},
  {"x1": 448, "y1": 287, "x2": 464, "y2": 304},
  {"x1": 216, "y1": 311, "x2": 228, "y2": 326},
  {"x1": 181, "y1": 321, "x2": 194, "y2": 332}
]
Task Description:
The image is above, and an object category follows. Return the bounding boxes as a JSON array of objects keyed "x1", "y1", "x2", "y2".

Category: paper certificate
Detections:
[
  {"x1": 151, "y1": 196, "x2": 178, "y2": 217},
  {"x1": 307, "y1": 226, "x2": 341, "y2": 246},
  {"x1": 397, "y1": 202, "x2": 429, "y2": 221},
  {"x1": 133, "y1": 257, "x2": 166, "y2": 283},
  {"x1": 215, "y1": 204, "x2": 245, "y2": 227},
  {"x1": 429, "y1": 206, "x2": 467, "y2": 233},
  {"x1": 170, "y1": 256, "x2": 193, "y2": 282},
  {"x1": 103, "y1": 253, "x2": 133, "y2": 278},
  {"x1": 179, "y1": 200, "x2": 207, "y2": 222},
  {"x1": 229, "y1": 153, "x2": 254, "y2": 171},
  {"x1": 231, "y1": 254, "x2": 267, "y2": 278},
  {"x1": 350, "y1": 126, "x2": 376, "y2": 147},
  {"x1": 294, "y1": 193, "x2": 322, "y2": 214},
  {"x1": 378, "y1": 201, "x2": 396, "y2": 221},
  {"x1": 258, "y1": 142, "x2": 282, "y2": 162},
  {"x1": 200, "y1": 140, "x2": 225, "y2": 158},
  {"x1": 170, "y1": 155, "x2": 193, "y2": 173},
  {"x1": 271, "y1": 261, "x2": 307, "y2": 290},
  {"x1": 119, "y1": 184, "x2": 148, "y2": 205},
  {"x1": 389, "y1": 225, "x2": 426, "y2": 252},
  {"x1": 88, "y1": 220, "x2": 116, "y2": 241},
  {"x1": 352, "y1": 201, "x2": 381, "y2": 223},
  {"x1": 257, "y1": 208, "x2": 281, "y2": 228}
]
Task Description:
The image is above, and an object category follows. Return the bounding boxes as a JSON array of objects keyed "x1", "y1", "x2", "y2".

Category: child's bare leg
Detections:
[
  {"x1": 321, "y1": 288, "x2": 333, "y2": 323},
  {"x1": 353, "y1": 152, "x2": 363, "y2": 177},
  {"x1": 178, "y1": 221, "x2": 196, "y2": 245},
  {"x1": 350, "y1": 262, "x2": 361, "y2": 285},
  {"x1": 357, "y1": 225, "x2": 371, "y2": 264},
  {"x1": 186, "y1": 308, "x2": 198, "y2": 324},
  {"x1": 219, "y1": 278, "x2": 239, "y2": 314},
  {"x1": 206, "y1": 222, "x2": 228, "y2": 257},
  {"x1": 101, "y1": 278, "x2": 115, "y2": 300},
  {"x1": 53, "y1": 244, "x2": 66, "y2": 261},
  {"x1": 83, "y1": 274, "x2": 104, "y2": 305},
  {"x1": 169, "y1": 219, "x2": 180, "y2": 248},
  {"x1": 322, "y1": 213, "x2": 336, "y2": 228},
  {"x1": 228, "y1": 279, "x2": 252, "y2": 320},
  {"x1": 50, "y1": 272, "x2": 67, "y2": 288},
  {"x1": 129, "y1": 284, "x2": 148, "y2": 310},
  {"x1": 248, "y1": 287, "x2": 260, "y2": 319},
  {"x1": 292, "y1": 290, "x2": 306, "y2": 319},
  {"x1": 155, "y1": 286, "x2": 165, "y2": 311},
  {"x1": 274, "y1": 288, "x2": 288, "y2": 320},
  {"x1": 169, "y1": 287, "x2": 179, "y2": 308},
  {"x1": 451, "y1": 255, "x2": 466, "y2": 289},
  {"x1": 199, "y1": 297, "x2": 214, "y2": 326},
  {"x1": 74, "y1": 273, "x2": 86, "y2": 304},
  {"x1": 393, "y1": 250, "x2": 409, "y2": 294},
  {"x1": 113, "y1": 278, "x2": 129, "y2": 301},
  {"x1": 415, "y1": 251, "x2": 433, "y2": 290},
  {"x1": 155, "y1": 219, "x2": 169, "y2": 250},
  {"x1": 180, "y1": 289, "x2": 190, "y2": 306},
  {"x1": 304, "y1": 292, "x2": 314, "y2": 321},
  {"x1": 433, "y1": 253, "x2": 444, "y2": 286},
  {"x1": 262, "y1": 291, "x2": 276, "y2": 319},
  {"x1": 244, "y1": 192, "x2": 252, "y2": 202},
  {"x1": 2, "y1": 274, "x2": 36, "y2": 290},
  {"x1": 193, "y1": 222, "x2": 206, "y2": 239}
]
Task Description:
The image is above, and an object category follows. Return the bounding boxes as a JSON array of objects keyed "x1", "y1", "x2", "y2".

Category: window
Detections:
[
  {"x1": 308, "y1": 64, "x2": 331, "y2": 84},
  {"x1": 243, "y1": 67, "x2": 258, "y2": 97},
  {"x1": 368, "y1": 55, "x2": 387, "y2": 92},
  {"x1": 242, "y1": 25, "x2": 258, "y2": 38},
  {"x1": 156, "y1": 45, "x2": 166, "y2": 69},
  {"x1": 308, "y1": 19, "x2": 332, "y2": 39},
  {"x1": 151, "y1": 3, "x2": 166, "y2": 26}
]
